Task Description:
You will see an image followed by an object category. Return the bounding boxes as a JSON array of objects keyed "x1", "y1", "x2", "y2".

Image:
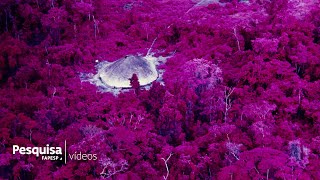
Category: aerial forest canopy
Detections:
[{"x1": 0, "y1": 0, "x2": 320, "y2": 179}]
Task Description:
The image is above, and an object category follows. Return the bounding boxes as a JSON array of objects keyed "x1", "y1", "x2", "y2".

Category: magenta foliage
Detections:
[{"x1": 0, "y1": 0, "x2": 320, "y2": 179}]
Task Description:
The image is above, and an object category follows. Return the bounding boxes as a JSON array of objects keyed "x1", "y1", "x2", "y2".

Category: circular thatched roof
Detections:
[{"x1": 98, "y1": 55, "x2": 158, "y2": 88}]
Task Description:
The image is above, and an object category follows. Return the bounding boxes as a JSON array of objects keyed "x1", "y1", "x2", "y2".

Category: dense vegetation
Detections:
[{"x1": 0, "y1": 0, "x2": 320, "y2": 179}]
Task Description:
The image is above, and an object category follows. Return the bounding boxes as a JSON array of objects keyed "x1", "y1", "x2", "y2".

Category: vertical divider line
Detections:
[{"x1": 65, "y1": 140, "x2": 67, "y2": 164}]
